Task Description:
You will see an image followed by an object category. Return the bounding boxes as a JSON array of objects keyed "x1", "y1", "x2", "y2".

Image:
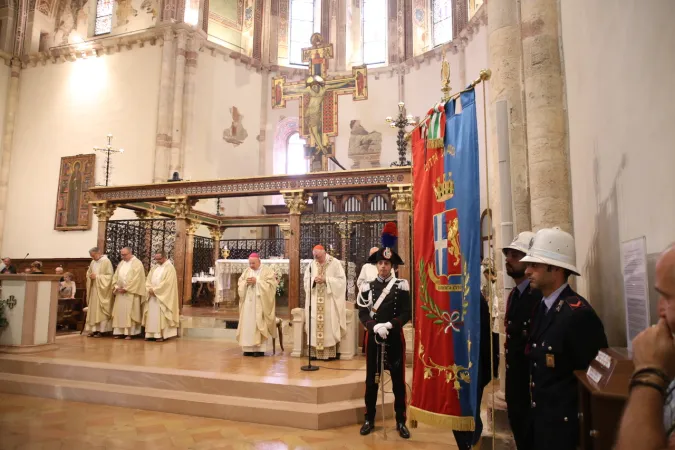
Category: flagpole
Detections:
[{"x1": 480, "y1": 72, "x2": 496, "y2": 450}]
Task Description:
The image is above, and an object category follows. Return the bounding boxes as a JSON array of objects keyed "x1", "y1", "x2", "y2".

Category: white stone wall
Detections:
[
  {"x1": 2, "y1": 45, "x2": 162, "y2": 258},
  {"x1": 561, "y1": 0, "x2": 675, "y2": 345}
]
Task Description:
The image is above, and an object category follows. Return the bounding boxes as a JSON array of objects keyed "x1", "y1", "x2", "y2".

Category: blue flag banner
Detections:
[{"x1": 410, "y1": 88, "x2": 482, "y2": 429}]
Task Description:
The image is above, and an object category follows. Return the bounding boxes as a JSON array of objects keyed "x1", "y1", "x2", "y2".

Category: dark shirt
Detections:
[
  {"x1": 358, "y1": 276, "x2": 411, "y2": 332},
  {"x1": 0, "y1": 265, "x2": 16, "y2": 274}
]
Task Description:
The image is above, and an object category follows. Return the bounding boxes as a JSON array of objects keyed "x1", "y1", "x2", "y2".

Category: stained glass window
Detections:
[
  {"x1": 95, "y1": 0, "x2": 113, "y2": 36},
  {"x1": 289, "y1": 0, "x2": 318, "y2": 66},
  {"x1": 286, "y1": 133, "x2": 309, "y2": 174},
  {"x1": 362, "y1": 0, "x2": 387, "y2": 65},
  {"x1": 432, "y1": 0, "x2": 452, "y2": 46}
]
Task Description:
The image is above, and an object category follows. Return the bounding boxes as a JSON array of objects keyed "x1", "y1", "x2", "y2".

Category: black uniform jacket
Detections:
[
  {"x1": 504, "y1": 281, "x2": 542, "y2": 408},
  {"x1": 528, "y1": 285, "x2": 608, "y2": 449},
  {"x1": 358, "y1": 277, "x2": 411, "y2": 336}
]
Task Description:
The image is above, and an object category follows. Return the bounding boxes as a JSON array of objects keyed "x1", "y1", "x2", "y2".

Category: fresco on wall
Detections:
[
  {"x1": 209, "y1": 0, "x2": 245, "y2": 49},
  {"x1": 53, "y1": 0, "x2": 89, "y2": 45},
  {"x1": 223, "y1": 106, "x2": 249, "y2": 146},
  {"x1": 54, "y1": 154, "x2": 96, "y2": 231},
  {"x1": 348, "y1": 120, "x2": 382, "y2": 169},
  {"x1": 113, "y1": 0, "x2": 158, "y2": 34}
]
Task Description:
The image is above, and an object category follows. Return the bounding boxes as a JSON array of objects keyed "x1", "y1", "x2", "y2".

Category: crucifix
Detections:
[
  {"x1": 272, "y1": 33, "x2": 369, "y2": 172},
  {"x1": 93, "y1": 134, "x2": 124, "y2": 186}
]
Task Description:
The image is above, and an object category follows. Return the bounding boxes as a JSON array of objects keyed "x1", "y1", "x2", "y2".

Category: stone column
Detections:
[
  {"x1": 520, "y1": 0, "x2": 571, "y2": 232},
  {"x1": 91, "y1": 201, "x2": 117, "y2": 253},
  {"x1": 279, "y1": 222, "x2": 291, "y2": 258},
  {"x1": 167, "y1": 195, "x2": 192, "y2": 305},
  {"x1": 154, "y1": 28, "x2": 175, "y2": 183},
  {"x1": 170, "y1": 29, "x2": 188, "y2": 176},
  {"x1": 388, "y1": 184, "x2": 412, "y2": 281},
  {"x1": 180, "y1": 33, "x2": 200, "y2": 175},
  {"x1": 183, "y1": 220, "x2": 200, "y2": 303},
  {"x1": 281, "y1": 189, "x2": 308, "y2": 314},
  {"x1": 0, "y1": 59, "x2": 21, "y2": 251}
]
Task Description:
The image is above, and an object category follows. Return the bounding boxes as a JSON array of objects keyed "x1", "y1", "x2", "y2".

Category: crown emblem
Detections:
[{"x1": 433, "y1": 172, "x2": 455, "y2": 202}]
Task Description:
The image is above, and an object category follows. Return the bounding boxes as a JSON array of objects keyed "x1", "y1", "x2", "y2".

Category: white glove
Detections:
[
  {"x1": 373, "y1": 323, "x2": 383, "y2": 333},
  {"x1": 384, "y1": 322, "x2": 393, "y2": 330},
  {"x1": 376, "y1": 326, "x2": 389, "y2": 339}
]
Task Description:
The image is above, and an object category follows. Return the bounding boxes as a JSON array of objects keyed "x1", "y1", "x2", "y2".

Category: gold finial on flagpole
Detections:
[{"x1": 441, "y1": 46, "x2": 451, "y2": 102}]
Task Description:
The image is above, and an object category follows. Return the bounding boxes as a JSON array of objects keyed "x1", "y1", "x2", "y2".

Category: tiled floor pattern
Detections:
[{"x1": 0, "y1": 393, "x2": 461, "y2": 450}]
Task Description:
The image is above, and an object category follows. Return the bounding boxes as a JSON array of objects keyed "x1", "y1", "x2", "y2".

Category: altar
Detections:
[{"x1": 214, "y1": 259, "x2": 357, "y2": 307}]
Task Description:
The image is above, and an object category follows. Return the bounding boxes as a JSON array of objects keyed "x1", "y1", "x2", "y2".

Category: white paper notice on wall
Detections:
[{"x1": 621, "y1": 237, "x2": 651, "y2": 351}]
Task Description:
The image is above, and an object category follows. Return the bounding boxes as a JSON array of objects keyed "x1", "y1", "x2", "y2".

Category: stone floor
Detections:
[{"x1": 0, "y1": 393, "x2": 461, "y2": 450}]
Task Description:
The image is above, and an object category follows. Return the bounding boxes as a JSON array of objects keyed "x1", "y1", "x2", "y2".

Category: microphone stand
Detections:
[{"x1": 301, "y1": 263, "x2": 319, "y2": 372}]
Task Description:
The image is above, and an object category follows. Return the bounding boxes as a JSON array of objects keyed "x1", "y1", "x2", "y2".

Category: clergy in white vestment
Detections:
[
  {"x1": 111, "y1": 247, "x2": 146, "y2": 339},
  {"x1": 84, "y1": 247, "x2": 114, "y2": 337},
  {"x1": 236, "y1": 253, "x2": 278, "y2": 357},
  {"x1": 356, "y1": 247, "x2": 395, "y2": 291},
  {"x1": 142, "y1": 251, "x2": 180, "y2": 341},
  {"x1": 303, "y1": 245, "x2": 347, "y2": 361}
]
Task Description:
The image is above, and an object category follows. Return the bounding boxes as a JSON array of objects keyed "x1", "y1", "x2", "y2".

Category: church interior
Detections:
[{"x1": 0, "y1": 0, "x2": 673, "y2": 448}]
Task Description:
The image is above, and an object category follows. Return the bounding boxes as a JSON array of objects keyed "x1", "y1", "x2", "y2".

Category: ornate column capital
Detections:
[
  {"x1": 280, "y1": 189, "x2": 309, "y2": 215},
  {"x1": 208, "y1": 225, "x2": 224, "y2": 241},
  {"x1": 186, "y1": 220, "x2": 201, "y2": 235},
  {"x1": 90, "y1": 201, "x2": 116, "y2": 222},
  {"x1": 166, "y1": 195, "x2": 194, "y2": 219},
  {"x1": 388, "y1": 183, "x2": 413, "y2": 211},
  {"x1": 278, "y1": 222, "x2": 292, "y2": 238}
]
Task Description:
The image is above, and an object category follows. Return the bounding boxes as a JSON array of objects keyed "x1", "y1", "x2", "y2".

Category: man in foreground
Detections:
[
  {"x1": 84, "y1": 247, "x2": 114, "y2": 337},
  {"x1": 521, "y1": 227, "x2": 608, "y2": 450},
  {"x1": 357, "y1": 236, "x2": 411, "y2": 439},
  {"x1": 236, "y1": 253, "x2": 278, "y2": 356},
  {"x1": 112, "y1": 247, "x2": 146, "y2": 339},
  {"x1": 615, "y1": 243, "x2": 675, "y2": 450},
  {"x1": 143, "y1": 251, "x2": 180, "y2": 342}
]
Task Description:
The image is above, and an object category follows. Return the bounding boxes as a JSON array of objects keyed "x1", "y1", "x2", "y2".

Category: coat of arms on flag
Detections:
[{"x1": 433, "y1": 208, "x2": 462, "y2": 277}]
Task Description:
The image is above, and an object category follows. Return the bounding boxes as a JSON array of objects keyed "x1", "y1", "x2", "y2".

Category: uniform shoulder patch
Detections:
[
  {"x1": 395, "y1": 279, "x2": 410, "y2": 291},
  {"x1": 564, "y1": 297, "x2": 586, "y2": 310}
]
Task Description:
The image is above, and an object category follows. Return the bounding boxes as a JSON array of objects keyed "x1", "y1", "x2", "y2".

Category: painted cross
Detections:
[{"x1": 271, "y1": 33, "x2": 369, "y2": 172}]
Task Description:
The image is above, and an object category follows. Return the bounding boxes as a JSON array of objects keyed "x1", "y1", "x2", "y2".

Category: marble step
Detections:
[
  {"x1": 0, "y1": 355, "x2": 366, "y2": 404},
  {"x1": 0, "y1": 372, "x2": 393, "y2": 430}
]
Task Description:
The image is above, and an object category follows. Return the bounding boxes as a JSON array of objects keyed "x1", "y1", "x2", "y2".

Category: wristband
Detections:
[
  {"x1": 629, "y1": 379, "x2": 666, "y2": 397},
  {"x1": 632, "y1": 367, "x2": 671, "y2": 385}
]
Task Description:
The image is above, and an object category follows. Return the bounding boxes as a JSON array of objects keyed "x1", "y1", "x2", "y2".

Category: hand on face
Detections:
[{"x1": 632, "y1": 318, "x2": 675, "y2": 378}]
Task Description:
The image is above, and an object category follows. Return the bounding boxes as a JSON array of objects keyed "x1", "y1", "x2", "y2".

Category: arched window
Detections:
[
  {"x1": 289, "y1": 0, "x2": 320, "y2": 65},
  {"x1": 432, "y1": 0, "x2": 452, "y2": 47},
  {"x1": 362, "y1": 0, "x2": 387, "y2": 65},
  {"x1": 94, "y1": 0, "x2": 113, "y2": 35},
  {"x1": 286, "y1": 133, "x2": 309, "y2": 174}
]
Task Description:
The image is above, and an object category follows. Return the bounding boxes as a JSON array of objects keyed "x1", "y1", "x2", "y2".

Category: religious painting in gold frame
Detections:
[{"x1": 54, "y1": 154, "x2": 96, "y2": 231}]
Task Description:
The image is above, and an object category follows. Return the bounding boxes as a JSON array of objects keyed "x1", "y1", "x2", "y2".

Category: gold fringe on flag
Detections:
[
  {"x1": 426, "y1": 138, "x2": 445, "y2": 149},
  {"x1": 408, "y1": 406, "x2": 476, "y2": 431}
]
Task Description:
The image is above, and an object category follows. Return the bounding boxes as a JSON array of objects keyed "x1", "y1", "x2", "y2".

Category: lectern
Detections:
[
  {"x1": 0, "y1": 274, "x2": 61, "y2": 353},
  {"x1": 575, "y1": 347, "x2": 634, "y2": 450}
]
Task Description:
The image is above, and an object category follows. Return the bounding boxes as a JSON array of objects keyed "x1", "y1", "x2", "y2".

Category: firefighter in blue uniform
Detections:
[
  {"x1": 357, "y1": 222, "x2": 411, "y2": 439},
  {"x1": 521, "y1": 227, "x2": 608, "y2": 450},
  {"x1": 502, "y1": 231, "x2": 542, "y2": 450}
]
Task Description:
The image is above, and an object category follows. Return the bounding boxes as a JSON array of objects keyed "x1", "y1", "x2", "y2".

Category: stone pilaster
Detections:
[
  {"x1": 14, "y1": 0, "x2": 28, "y2": 55},
  {"x1": 521, "y1": 0, "x2": 571, "y2": 233},
  {"x1": 334, "y1": 0, "x2": 347, "y2": 71},
  {"x1": 91, "y1": 201, "x2": 117, "y2": 253},
  {"x1": 154, "y1": 28, "x2": 176, "y2": 183},
  {"x1": 180, "y1": 33, "x2": 200, "y2": 174},
  {"x1": 170, "y1": 29, "x2": 188, "y2": 176},
  {"x1": 281, "y1": 189, "x2": 308, "y2": 314},
  {"x1": 0, "y1": 59, "x2": 23, "y2": 253}
]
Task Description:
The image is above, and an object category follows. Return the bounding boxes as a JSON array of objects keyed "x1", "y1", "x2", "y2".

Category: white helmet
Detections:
[
  {"x1": 520, "y1": 227, "x2": 580, "y2": 276},
  {"x1": 502, "y1": 231, "x2": 536, "y2": 255}
]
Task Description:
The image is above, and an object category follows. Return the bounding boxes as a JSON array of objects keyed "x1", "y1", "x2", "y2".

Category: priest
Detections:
[
  {"x1": 236, "y1": 253, "x2": 278, "y2": 356},
  {"x1": 143, "y1": 251, "x2": 180, "y2": 342},
  {"x1": 84, "y1": 247, "x2": 114, "y2": 337},
  {"x1": 112, "y1": 247, "x2": 146, "y2": 339},
  {"x1": 303, "y1": 245, "x2": 347, "y2": 360}
]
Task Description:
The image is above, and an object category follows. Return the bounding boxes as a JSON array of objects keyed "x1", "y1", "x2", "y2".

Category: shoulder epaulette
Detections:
[{"x1": 396, "y1": 279, "x2": 410, "y2": 291}]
